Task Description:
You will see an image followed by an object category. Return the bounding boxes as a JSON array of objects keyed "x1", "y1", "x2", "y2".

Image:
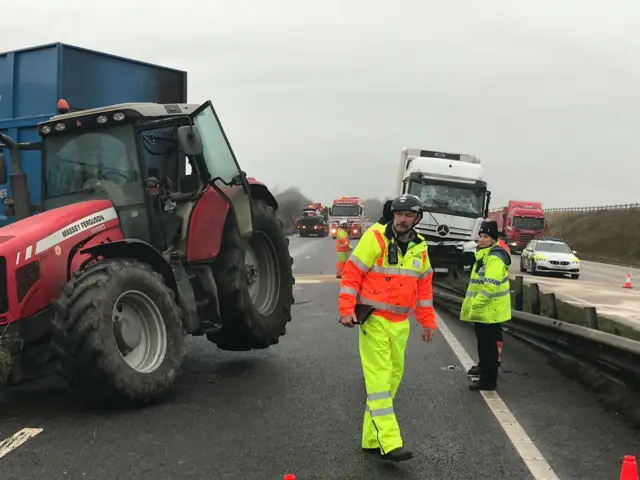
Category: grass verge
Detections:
[{"x1": 547, "y1": 209, "x2": 640, "y2": 266}]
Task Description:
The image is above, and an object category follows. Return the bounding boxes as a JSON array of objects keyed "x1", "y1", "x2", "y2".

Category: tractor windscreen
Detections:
[{"x1": 42, "y1": 124, "x2": 145, "y2": 210}]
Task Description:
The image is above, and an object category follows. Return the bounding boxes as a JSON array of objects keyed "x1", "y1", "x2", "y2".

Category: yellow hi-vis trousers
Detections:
[{"x1": 359, "y1": 314, "x2": 410, "y2": 454}]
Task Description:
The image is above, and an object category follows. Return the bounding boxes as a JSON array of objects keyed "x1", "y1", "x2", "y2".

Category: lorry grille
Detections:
[
  {"x1": 519, "y1": 234, "x2": 535, "y2": 243},
  {"x1": 0, "y1": 256, "x2": 7, "y2": 314}
]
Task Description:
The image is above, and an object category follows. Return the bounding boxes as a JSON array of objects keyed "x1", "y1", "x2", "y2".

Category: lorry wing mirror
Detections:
[
  {"x1": 0, "y1": 151, "x2": 7, "y2": 184},
  {"x1": 177, "y1": 125, "x2": 203, "y2": 157}
]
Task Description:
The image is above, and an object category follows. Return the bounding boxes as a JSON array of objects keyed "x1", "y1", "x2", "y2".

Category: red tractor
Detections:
[{"x1": 0, "y1": 100, "x2": 294, "y2": 407}]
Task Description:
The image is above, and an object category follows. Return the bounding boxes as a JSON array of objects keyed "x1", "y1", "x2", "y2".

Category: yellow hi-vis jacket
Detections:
[
  {"x1": 460, "y1": 242, "x2": 512, "y2": 324},
  {"x1": 336, "y1": 227, "x2": 351, "y2": 252},
  {"x1": 338, "y1": 223, "x2": 436, "y2": 329}
]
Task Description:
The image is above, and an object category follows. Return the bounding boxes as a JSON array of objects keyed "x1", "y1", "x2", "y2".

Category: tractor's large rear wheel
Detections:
[
  {"x1": 51, "y1": 259, "x2": 186, "y2": 408},
  {"x1": 209, "y1": 199, "x2": 295, "y2": 351}
]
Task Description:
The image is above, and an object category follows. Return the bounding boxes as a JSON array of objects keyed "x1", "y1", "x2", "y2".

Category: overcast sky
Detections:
[{"x1": 2, "y1": 0, "x2": 639, "y2": 208}]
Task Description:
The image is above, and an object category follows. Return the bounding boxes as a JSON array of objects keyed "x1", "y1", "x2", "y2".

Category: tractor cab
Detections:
[{"x1": 0, "y1": 100, "x2": 253, "y2": 255}]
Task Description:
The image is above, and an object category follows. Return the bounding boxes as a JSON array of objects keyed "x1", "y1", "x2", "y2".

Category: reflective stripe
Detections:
[
  {"x1": 417, "y1": 299, "x2": 433, "y2": 307},
  {"x1": 466, "y1": 289, "x2": 510, "y2": 299},
  {"x1": 365, "y1": 406, "x2": 395, "y2": 417},
  {"x1": 356, "y1": 294, "x2": 412, "y2": 314},
  {"x1": 340, "y1": 286, "x2": 358, "y2": 296},
  {"x1": 367, "y1": 391, "x2": 391, "y2": 401},
  {"x1": 372, "y1": 230, "x2": 387, "y2": 267},
  {"x1": 349, "y1": 255, "x2": 370, "y2": 273},
  {"x1": 470, "y1": 276, "x2": 509, "y2": 285},
  {"x1": 419, "y1": 267, "x2": 433, "y2": 279},
  {"x1": 370, "y1": 265, "x2": 421, "y2": 278}
]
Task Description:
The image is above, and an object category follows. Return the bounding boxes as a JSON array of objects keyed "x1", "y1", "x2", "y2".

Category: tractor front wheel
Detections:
[
  {"x1": 51, "y1": 259, "x2": 186, "y2": 408},
  {"x1": 210, "y1": 199, "x2": 295, "y2": 351}
]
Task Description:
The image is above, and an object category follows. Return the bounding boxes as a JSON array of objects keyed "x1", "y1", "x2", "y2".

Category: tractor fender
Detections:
[
  {"x1": 247, "y1": 177, "x2": 278, "y2": 211},
  {"x1": 81, "y1": 239, "x2": 176, "y2": 289},
  {"x1": 80, "y1": 239, "x2": 200, "y2": 333}
]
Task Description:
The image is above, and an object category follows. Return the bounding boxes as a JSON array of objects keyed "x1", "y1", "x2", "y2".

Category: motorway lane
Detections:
[
  {"x1": 511, "y1": 254, "x2": 640, "y2": 286},
  {"x1": 510, "y1": 254, "x2": 640, "y2": 327},
  {"x1": 0, "y1": 234, "x2": 636, "y2": 479}
]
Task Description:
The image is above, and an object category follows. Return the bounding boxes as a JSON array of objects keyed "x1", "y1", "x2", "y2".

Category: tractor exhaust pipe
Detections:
[{"x1": 0, "y1": 132, "x2": 36, "y2": 221}]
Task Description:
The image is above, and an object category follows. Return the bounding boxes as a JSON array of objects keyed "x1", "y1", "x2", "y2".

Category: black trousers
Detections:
[{"x1": 474, "y1": 322, "x2": 503, "y2": 385}]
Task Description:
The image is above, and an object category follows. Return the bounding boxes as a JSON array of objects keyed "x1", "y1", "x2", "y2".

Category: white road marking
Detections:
[
  {"x1": 436, "y1": 315, "x2": 560, "y2": 480},
  {"x1": 0, "y1": 428, "x2": 43, "y2": 459}
]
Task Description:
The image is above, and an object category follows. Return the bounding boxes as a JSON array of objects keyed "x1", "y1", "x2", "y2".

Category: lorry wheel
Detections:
[
  {"x1": 50, "y1": 259, "x2": 186, "y2": 408},
  {"x1": 210, "y1": 199, "x2": 295, "y2": 351}
]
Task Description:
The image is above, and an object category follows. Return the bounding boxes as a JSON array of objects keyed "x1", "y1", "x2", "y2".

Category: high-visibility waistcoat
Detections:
[
  {"x1": 460, "y1": 242, "x2": 512, "y2": 324},
  {"x1": 338, "y1": 223, "x2": 436, "y2": 329},
  {"x1": 336, "y1": 228, "x2": 351, "y2": 252}
]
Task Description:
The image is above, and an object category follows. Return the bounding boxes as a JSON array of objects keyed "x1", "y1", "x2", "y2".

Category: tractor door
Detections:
[{"x1": 190, "y1": 101, "x2": 253, "y2": 237}]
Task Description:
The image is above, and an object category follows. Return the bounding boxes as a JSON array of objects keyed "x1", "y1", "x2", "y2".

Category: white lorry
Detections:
[{"x1": 396, "y1": 148, "x2": 491, "y2": 281}]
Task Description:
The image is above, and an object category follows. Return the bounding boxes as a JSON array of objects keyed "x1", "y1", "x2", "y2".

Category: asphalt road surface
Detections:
[
  {"x1": 511, "y1": 254, "x2": 640, "y2": 286},
  {"x1": 0, "y1": 234, "x2": 638, "y2": 480},
  {"x1": 510, "y1": 254, "x2": 640, "y2": 326}
]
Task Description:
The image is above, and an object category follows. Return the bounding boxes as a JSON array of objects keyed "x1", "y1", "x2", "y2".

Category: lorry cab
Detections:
[
  {"x1": 397, "y1": 148, "x2": 491, "y2": 278},
  {"x1": 329, "y1": 197, "x2": 364, "y2": 239}
]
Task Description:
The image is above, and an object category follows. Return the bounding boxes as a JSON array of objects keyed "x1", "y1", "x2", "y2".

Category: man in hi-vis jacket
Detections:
[{"x1": 338, "y1": 194, "x2": 436, "y2": 462}]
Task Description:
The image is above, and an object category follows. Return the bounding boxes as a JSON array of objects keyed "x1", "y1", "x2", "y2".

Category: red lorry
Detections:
[{"x1": 487, "y1": 200, "x2": 548, "y2": 253}]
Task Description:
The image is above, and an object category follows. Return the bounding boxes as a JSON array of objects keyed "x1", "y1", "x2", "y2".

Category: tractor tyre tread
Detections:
[
  {"x1": 50, "y1": 259, "x2": 186, "y2": 409},
  {"x1": 209, "y1": 199, "x2": 294, "y2": 351}
]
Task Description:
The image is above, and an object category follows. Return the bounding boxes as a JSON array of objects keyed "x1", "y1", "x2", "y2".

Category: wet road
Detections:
[
  {"x1": 511, "y1": 254, "x2": 640, "y2": 286},
  {"x1": 510, "y1": 254, "x2": 640, "y2": 327},
  {"x1": 0, "y1": 234, "x2": 638, "y2": 479}
]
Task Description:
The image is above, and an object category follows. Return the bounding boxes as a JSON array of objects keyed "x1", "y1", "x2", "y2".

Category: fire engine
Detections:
[{"x1": 329, "y1": 197, "x2": 365, "y2": 239}]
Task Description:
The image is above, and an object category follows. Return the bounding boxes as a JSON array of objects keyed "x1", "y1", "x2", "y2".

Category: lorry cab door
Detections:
[{"x1": 190, "y1": 101, "x2": 253, "y2": 237}]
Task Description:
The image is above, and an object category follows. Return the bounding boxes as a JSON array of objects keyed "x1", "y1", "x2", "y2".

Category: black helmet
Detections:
[{"x1": 390, "y1": 194, "x2": 423, "y2": 215}]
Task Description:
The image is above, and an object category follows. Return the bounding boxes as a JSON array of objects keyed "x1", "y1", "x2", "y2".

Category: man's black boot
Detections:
[
  {"x1": 469, "y1": 379, "x2": 496, "y2": 391},
  {"x1": 467, "y1": 364, "x2": 482, "y2": 376},
  {"x1": 381, "y1": 447, "x2": 414, "y2": 461}
]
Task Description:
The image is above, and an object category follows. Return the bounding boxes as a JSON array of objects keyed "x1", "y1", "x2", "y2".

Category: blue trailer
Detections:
[{"x1": 0, "y1": 42, "x2": 187, "y2": 226}]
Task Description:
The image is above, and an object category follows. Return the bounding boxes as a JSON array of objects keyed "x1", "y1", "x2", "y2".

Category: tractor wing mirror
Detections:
[
  {"x1": 0, "y1": 151, "x2": 7, "y2": 184},
  {"x1": 177, "y1": 125, "x2": 203, "y2": 157}
]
